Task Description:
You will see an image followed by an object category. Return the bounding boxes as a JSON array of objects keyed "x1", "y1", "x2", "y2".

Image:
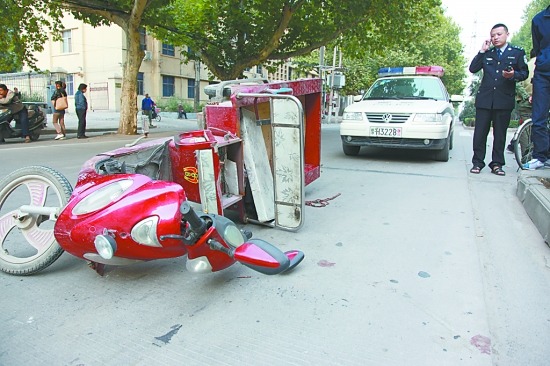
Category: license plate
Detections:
[{"x1": 370, "y1": 127, "x2": 402, "y2": 137}]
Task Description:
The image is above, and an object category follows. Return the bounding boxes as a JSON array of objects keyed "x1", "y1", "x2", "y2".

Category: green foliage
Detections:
[
  {"x1": 155, "y1": 0, "x2": 443, "y2": 80},
  {"x1": 1, "y1": 1, "x2": 58, "y2": 71},
  {"x1": 511, "y1": 0, "x2": 548, "y2": 52},
  {"x1": 315, "y1": 10, "x2": 466, "y2": 96},
  {"x1": 156, "y1": 97, "x2": 198, "y2": 112},
  {"x1": 460, "y1": 100, "x2": 477, "y2": 121},
  {"x1": 21, "y1": 92, "x2": 46, "y2": 102}
]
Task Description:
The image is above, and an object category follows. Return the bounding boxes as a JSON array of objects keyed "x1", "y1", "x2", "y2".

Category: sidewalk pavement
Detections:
[
  {"x1": 43, "y1": 111, "x2": 550, "y2": 244},
  {"x1": 42, "y1": 110, "x2": 199, "y2": 136}
]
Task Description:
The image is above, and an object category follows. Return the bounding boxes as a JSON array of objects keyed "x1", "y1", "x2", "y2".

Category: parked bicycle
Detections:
[{"x1": 513, "y1": 117, "x2": 550, "y2": 169}]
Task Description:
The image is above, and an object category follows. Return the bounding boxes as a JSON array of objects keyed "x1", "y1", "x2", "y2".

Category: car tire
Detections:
[
  {"x1": 433, "y1": 136, "x2": 450, "y2": 162},
  {"x1": 449, "y1": 131, "x2": 454, "y2": 150},
  {"x1": 342, "y1": 143, "x2": 360, "y2": 156}
]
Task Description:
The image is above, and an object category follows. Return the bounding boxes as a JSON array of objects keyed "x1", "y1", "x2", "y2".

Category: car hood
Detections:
[{"x1": 346, "y1": 99, "x2": 450, "y2": 114}]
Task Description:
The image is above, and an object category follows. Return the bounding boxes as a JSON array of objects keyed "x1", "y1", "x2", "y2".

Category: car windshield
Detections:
[{"x1": 364, "y1": 77, "x2": 446, "y2": 101}]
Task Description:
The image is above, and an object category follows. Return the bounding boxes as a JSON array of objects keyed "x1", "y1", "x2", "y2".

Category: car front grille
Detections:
[{"x1": 365, "y1": 113, "x2": 411, "y2": 124}]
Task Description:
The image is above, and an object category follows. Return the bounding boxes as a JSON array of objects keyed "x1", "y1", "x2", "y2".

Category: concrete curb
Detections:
[{"x1": 517, "y1": 174, "x2": 550, "y2": 244}]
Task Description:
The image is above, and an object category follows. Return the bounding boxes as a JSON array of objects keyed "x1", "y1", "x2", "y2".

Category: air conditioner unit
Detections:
[{"x1": 143, "y1": 51, "x2": 152, "y2": 61}]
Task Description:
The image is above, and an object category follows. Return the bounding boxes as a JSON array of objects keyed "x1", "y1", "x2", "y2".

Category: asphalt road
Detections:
[{"x1": 0, "y1": 124, "x2": 549, "y2": 365}]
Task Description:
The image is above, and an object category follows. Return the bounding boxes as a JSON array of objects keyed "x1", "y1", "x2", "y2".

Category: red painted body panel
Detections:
[{"x1": 55, "y1": 174, "x2": 188, "y2": 260}]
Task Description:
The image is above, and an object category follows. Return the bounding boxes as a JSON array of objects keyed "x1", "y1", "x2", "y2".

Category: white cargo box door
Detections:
[
  {"x1": 271, "y1": 97, "x2": 304, "y2": 231},
  {"x1": 241, "y1": 108, "x2": 275, "y2": 222}
]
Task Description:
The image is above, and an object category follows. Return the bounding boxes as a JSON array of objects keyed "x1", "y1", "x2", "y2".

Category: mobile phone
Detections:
[{"x1": 505, "y1": 66, "x2": 513, "y2": 72}]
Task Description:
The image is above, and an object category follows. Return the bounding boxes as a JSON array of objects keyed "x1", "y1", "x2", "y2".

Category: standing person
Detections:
[
  {"x1": 178, "y1": 104, "x2": 187, "y2": 119},
  {"x1": 469, "y1": 23, "x2": 529, "y2": 176},
  {"x1": 51, "y1": 81, "x2": 68, "y2": 140},
  {"x1": 0, "y1": 84, "x2": 31, "y2": 143},
  {"x1": 141, "y1": 93, "x2": 155, "y2": 129},
  {"x1": 525, "y1": 6, "x2": 550, "y2": 170},
  {"x1": 75, "y1": 83, "x2": 88, "y2": 139}
]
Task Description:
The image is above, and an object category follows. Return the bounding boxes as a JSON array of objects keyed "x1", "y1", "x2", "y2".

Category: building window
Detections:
[
  {"x1": 188, "y1": 79, "x2": 196, "y2": 99},
  {"x1": 162, "y1": 43, "x2": 175, "y2": 56},
  {"x1": 139, "y1": 28, "x2": 147, "y2": 51},
  {"x1": 162, "y1": 75, "x2": 175, "y2": 97},
  {"x1": 65, "y1": 74, "x2": 74, "y2": 95},
  {"x1": 137, "y1": 72, "x2": 144, "y2": 95},
  {"x1": 257, "y1": 65, "x2": 263, "y2": 75},
  {"x1": 62, "y1": 30, "x2": 72, "y2": 53}
]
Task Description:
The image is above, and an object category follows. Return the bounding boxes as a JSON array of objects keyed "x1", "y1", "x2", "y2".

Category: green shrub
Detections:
[
  {"x1": 464, "y1": 118, "x2": 475, "y2": 127},
  {"x1": 157, "y1": 97, "x2": 203, "y2": 112},
  {"x1": 21, "y1": 92, "x2": 46, "y2": 102}
]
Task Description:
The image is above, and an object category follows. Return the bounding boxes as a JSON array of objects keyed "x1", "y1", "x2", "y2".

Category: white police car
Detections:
[{"x1": 340, "y1": 66, "x2": 463, "y2": 161}]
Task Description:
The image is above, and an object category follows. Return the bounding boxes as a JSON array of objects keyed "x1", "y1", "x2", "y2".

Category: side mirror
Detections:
[
  {"x1": 353, "y1": 95, "x2": 363, "y2": 102},
  {"x1": 450, "y1": 95, "x2": 464, "y2": 103}
]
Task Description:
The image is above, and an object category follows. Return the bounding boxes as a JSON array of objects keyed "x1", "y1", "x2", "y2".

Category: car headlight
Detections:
[
  {"x1": 414, "y1": 113, "x2": 443, "y2": 122},
  {"x1": 72, "y1": 179, "x2": 133, "y2": 215},
  {"x1": 343, "y1": 112, "x2": 364, "y2": 121}
]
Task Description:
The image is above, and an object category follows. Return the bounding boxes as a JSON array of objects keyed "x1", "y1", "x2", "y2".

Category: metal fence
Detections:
[{"x1": 0, "y1": 72, "x2": 51, "y2": 103}]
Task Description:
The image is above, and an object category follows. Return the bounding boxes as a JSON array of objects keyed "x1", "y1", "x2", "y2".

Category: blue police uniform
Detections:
[
  {"x1": 469, "y1": 44, "x2": 529, "y2": 170},
  {"x1": 531, "y1": 6, "x2": 550, "y2": 165}
]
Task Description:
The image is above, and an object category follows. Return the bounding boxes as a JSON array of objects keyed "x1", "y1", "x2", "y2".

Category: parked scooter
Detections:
[
  {"x1": 0, "y1": 103, "x2": 46, "y2": 143},
  {"x1": 0, "y1": 137, "x2": 304, "y2": 277}
]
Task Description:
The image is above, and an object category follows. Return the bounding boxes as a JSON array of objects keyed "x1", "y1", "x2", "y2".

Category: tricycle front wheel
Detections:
[{"x1": 0, "y1": 166, "x2": 72, "y2": 275}]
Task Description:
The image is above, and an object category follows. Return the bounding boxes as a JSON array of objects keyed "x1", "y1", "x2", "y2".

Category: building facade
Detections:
[
  {"x1": 30, "y1": 14, "x2": 211, "y2": 112},
  {"x1": 25, "y1": 14, "x2": 314, "y2": 113}
]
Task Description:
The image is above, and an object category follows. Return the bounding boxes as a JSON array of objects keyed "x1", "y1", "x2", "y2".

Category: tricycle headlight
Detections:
[
  {"x1": 343, "y1": 112, "x2": 364, "y2": 121},
  {"x1": 72, "y1": 179, "x2": 133, "y2": 215},
  {"x1": 131, "y1": 216, "x2": 161, "y2": 247},
  {"x1": 223, "y1": 224, "x2": 245, "y2": 248},
  {"x1": 414, "y1": 113, "x2": 443, "y2": 122}
]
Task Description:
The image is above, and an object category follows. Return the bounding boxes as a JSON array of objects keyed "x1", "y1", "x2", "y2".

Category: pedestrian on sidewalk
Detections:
[
  {"x1": 178, "y1": 104, "x2": 187, "y2": 119},
  {"x1": 468, "y1": 23, "x2": 528, "y2": 176},
  {"x1": 51, "y1": 81, "x2": 68, "y2": 140},
  {"x1": 75, "y1": 83, "x2": 88, "y2": 139},
  {"x1": 524, "y1": 6, "x2": 550, "y2": 170},
  {"x1": 141, "y1": 93, "x2": 156, "y2": 129}
]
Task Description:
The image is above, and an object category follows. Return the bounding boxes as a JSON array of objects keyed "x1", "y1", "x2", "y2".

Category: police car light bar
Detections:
[{"x1": 377, "y1": 66, "x2": 444, "y2": 78}]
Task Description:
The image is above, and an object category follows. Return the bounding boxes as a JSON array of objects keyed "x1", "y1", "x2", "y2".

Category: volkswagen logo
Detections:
[{"x1": 382, "y1": 113, "x2": 392, "y2": 123}]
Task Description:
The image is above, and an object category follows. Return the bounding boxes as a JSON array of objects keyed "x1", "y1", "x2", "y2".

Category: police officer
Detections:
[{"x1": 469, "y1": 23, "x2": 529, "y2": 176}]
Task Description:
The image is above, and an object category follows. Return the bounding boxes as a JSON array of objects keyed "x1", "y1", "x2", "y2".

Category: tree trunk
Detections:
[{"x1": 118, "y1": 25, "x2": 143, "y2": 135}]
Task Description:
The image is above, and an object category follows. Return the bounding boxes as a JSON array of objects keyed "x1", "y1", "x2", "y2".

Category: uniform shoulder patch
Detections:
[{"x1": 512, "y1": 45, "x2": 524, "y2": 50}]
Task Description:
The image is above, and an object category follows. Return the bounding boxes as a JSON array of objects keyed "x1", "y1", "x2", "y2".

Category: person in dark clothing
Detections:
[
  {"x1": 469, "y1": 23, "x2": 529, "y2": 176},
  {"x1": 178, "y1": 104, "x2": 187, "y2": 119},
  {"x1": 75, "y1": 83, "x2": 88, "y2": 139},
  {"x1": 525, "y1": 6, "x2": 550, "y2": 169},
  {"x1": 0, "y1": 83, "x2": 31, "y2": 143},
  {"x1": 141, "y1": 93, "x2": 155, "y2": 129},
  {"x1": 51, "y1": 81, "x2": 68, "y2": 140}
]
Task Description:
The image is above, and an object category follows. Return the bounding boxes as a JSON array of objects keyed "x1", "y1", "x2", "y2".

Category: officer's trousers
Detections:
[
  {"x1": 472, "y1": 108, "x2": 511, "y2": 169},
  {"x1": 531, "y1": 72, "x2": 550, "y2": 163}
]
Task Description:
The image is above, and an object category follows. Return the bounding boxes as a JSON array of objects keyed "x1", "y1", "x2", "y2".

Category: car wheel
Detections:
[
  {"x1": 342, "y1": 143, "x2": 360, "y2": 156},
  {"x1": 449, "y1": 131, "x2": 454, "y2": 150},
  {"x1": 433, "y1": 136, "x2": 450, "y2": 162}
]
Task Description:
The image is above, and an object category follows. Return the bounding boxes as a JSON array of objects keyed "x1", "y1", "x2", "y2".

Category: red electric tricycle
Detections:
[{"x1": 0, "y1": 78, "x2": 322, "y2": 277}]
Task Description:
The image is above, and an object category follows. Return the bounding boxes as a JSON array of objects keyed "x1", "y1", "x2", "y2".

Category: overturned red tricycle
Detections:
[{"x1": 0, "y1": 78, "x2": 322, "y2": 277}]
